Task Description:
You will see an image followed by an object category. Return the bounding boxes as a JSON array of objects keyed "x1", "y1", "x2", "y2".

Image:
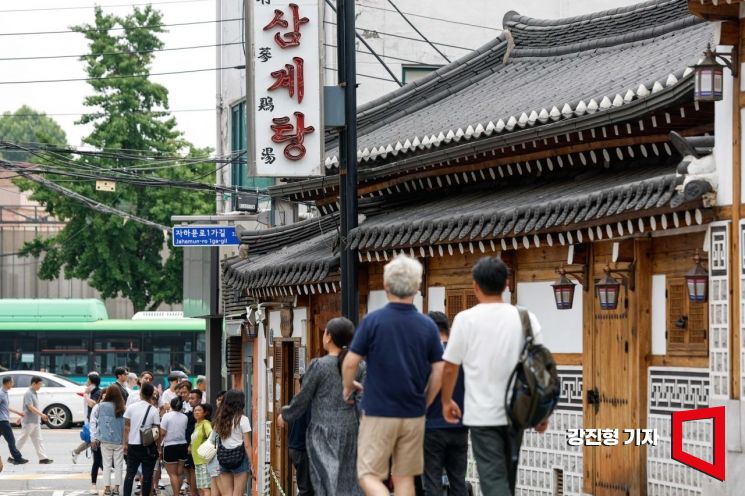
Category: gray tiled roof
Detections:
[
  {"x1": 347, "y1": 164, "x2": 702, "y2": 252},
  {"x1": 226, "y1": 160, "x2": 710, "y2": 290},
  {"x1": 321, "y1": 0, "x2": 711, "y2": 170},
  {"x1": 223, "y1": 230, "x2": 339, "y2": 291}
]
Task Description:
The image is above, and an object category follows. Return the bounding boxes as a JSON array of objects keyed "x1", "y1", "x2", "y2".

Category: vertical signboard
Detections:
[{"x1": 250, "y1": 0, "x2": 324, "y2": 177}]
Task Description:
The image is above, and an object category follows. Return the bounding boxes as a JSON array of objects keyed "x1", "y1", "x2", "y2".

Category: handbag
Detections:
[
  {"x1": 217, "y1": 435, "x2": 245, "y2": 469},
  {"x1": 80, "y1": 423, "x2": 91, "y2": 443},
  {"x1": 197, "y1": 426, "x2": 217, "y2": 462},
  {"x1": 139, "y1": 405, "x2": 159, "y2": 447}
]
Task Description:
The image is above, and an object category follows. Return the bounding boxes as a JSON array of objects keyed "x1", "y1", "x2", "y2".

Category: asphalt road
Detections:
[{"x1": 0, "y1": 428, "x2": 171, "y2": 496}]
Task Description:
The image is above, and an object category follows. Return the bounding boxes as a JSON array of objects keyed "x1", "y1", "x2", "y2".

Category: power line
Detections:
[
  {"x1": 324, "y1": 0, "x2": 402, "y2": 87},
  {"x1": 323, "y1": 21, "x2": 474, "y2": 51},
  {"x1": 323, "y1": 43, "x2": 426, "y2": 65},
  {"x1": 0, "y1": 65, "x2": 244, "y2": 85},
  {"x1": 0, "y1": 0, "x2": 208, "y2": 14},
  {"x1": 11, "y1": 167, "x2": 169, "y2": 231},
  {"x1": 386, "y1": 0, "x2": 450, "y2": 63},
  {"x1": 0, "y1": 17, "x2": 241, "y2": 37},
  {"x1": 323, "y1": 67, "x2": 398, "y2": 83},
  {"x1": 356, "y1": 2, "x2": 502, "y2": 32},
  {"x1": 2, "y1": 108, "x2": 215, "y2": 117},
  {"x1": 0, "y1": 41, "x2": 243, "y2": 62}
]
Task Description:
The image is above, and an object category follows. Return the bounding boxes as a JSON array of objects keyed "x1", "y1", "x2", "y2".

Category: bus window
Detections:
[{"x1": 39, "y1": 354, "x2": 89, "y2": 377}]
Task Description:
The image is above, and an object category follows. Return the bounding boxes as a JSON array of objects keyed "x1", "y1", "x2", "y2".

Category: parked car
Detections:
[{"x1": 0, "y1": 371, "x2": 86, "y2": 429}]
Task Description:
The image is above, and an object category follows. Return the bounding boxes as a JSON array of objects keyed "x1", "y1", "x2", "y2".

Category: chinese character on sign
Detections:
[
  {"x1": 268, "y1": 57, "x2": 304, "y2": 103},
  {"x1": 258, "y1": 97, "x2": 275, "y2": 111},
  {"x1": 263, "y1": 3, "x2": 309, "y2": 49},
  {"x1": 258, "y1": 47, "x2": 273, "y2": 62},
  {"x1": 270, "y1": 112, "x2": 315, "y2": 160},
  {"x1": 261, "y1": 147, "x2": 277, "y2": 164}
]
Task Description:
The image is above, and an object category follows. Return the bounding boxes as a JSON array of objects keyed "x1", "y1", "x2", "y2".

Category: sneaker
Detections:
[
  {"x1": 90, "y1": 484, "x2": 98, "y2": 494},
  {"x1": 72, "y1": 449, "x2": 79, "y2": 464},
  {"x1": 39, "y1": 459, "x2": 53, "y2": 464},
  {"x1": 104, "y1": 490, "x2": 112, "y2": 496},
  {"x1": 9, "y1": 457, "x2": 29, "y2": 465},
  {"x1": 111, "y1": 488, "x2": 119, "y2": 496}
]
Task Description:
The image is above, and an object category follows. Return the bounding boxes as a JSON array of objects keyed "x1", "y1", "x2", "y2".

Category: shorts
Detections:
[
  {"x1": 195, "y1": 464, "x2": 211, "y2": 489},
  {"x1": 219, "y1": 453, "x2": 250, "y2": 474},
  {"x1": 185, "y1": 453, "x2": 194, "y2": 469},
  {"x1": 163, "y1": 444, "x2": 189, "y2": 463},
  {"x1": 357, "y1": 415, "x2": 425, "y2": 478},
  {"x1": 207, "y1": 455, "x2": 221, "y2": 478}
]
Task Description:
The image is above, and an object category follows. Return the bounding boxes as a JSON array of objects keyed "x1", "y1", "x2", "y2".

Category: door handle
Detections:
[{"x1": 586, "y1": 387, "x2": 600, "y2": 415}]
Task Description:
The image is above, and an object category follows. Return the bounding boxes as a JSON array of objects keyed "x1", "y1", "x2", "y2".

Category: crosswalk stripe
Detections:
[
  {"x1": 0, "y1": 473, "x2": 88, "y2": 481},
  {"x1": 51, "y1": 491, "x2": 64, "y2": 496}
]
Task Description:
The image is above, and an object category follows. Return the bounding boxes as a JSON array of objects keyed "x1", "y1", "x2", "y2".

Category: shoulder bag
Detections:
[
  {"x1": 216, "y1": 426, "x2": 245, "y2": 469},
  {"x1": 139, "y1": 405, "x2": 159, "y2": 447},
  {"x1": 197, "y1": 424, "x2": 218, "y2": 462}
]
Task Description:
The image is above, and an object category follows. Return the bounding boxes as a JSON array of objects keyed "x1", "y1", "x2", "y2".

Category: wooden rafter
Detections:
[{"x1": 688, "y1": 0, "x2": 740, "y2": 21}]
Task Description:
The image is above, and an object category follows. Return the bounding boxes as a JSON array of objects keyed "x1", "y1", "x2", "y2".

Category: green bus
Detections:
[{"x1": 0, "y1": 299, "x2": 206, "y2": 385}]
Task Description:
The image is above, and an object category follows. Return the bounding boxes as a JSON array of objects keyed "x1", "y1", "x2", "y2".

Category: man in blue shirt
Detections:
[
  {"x1": 343, "y1": 255, "x2": 444, "y2": 496},
  {"x1": 0, "y1": 376, "x2": 29, "y2": 466},
  {"x1": 422, "y1": 311, "x2": 468, "y2": 496}
]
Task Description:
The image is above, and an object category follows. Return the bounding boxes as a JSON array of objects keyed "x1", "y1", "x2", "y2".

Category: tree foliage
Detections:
[
  {"x1": 16, "y1": 6, "x2": 214, "y2": 311},
  {"x1": 0, "y1": 106, "x2": 67, "y2": 162}
]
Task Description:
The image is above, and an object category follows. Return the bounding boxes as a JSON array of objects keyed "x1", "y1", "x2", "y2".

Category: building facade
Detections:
[{"x1": 219, "y1": 0, "x2": 745, "y2": 494}]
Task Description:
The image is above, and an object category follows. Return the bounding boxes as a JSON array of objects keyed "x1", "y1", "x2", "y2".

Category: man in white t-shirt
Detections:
[
  {"x1": 159, "y1": 374, "x2": 180, "y2": 411},
  {"x1": 441, "y1": 257, "x2": 549, "y2": 496},
  {"x1": 126, "y1": 371, "x2": 154, "y2": 408},
  {"x1": 122, "y1": 383, "x2": 161, "y2": 496}
]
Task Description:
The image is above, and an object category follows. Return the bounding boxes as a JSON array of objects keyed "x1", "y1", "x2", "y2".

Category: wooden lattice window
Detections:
[
  {"x1": 667, "y1": 277, "x2": 708, "y2": 357},
  {"x1": 446, "y1": 287, "x2": 478, "y2": 323}
]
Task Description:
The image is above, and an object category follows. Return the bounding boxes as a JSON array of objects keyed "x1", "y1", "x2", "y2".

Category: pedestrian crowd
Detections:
[
  {"x1": 0, "y1": 254, "x2": 552, "y2": 496},
  {"x1": 278, "y1": 254, "x2": 550, "y2": 496}
]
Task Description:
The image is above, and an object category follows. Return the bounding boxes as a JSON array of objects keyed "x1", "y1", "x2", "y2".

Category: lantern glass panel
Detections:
[
  {"x1": 597, "y1": 284, "x2": 620, "y2": 310},
  {"x1": 686, "y1": 275, "x2": 708, "y2": 302},
  {"x1": 552, "y1": 282, "x2": 575, "y2": 310},
  {"x1": 695, "y1": 65, "x2": 724, "y2": 101}
]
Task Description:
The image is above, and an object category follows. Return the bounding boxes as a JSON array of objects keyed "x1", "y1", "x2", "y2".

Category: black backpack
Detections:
[{"x1": 504, "y1": 307, "x2": 561, "y2": 430}]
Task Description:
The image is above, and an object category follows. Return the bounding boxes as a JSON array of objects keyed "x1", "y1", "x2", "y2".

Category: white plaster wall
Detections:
[
  {"x1": 428, "y1": 286, "x2": 446, "y2": 313},
  {"x1": 367, "y1": 288, "x2": 423, "y2": 314},
  {"x1": 516, "y1": 281, "x2": 582, "y2": 354},
  {"x1": 292, "y1": 307, "x2": 308, "y2": 343},
  {"x1": 652, "y1": 275, "x2": 667, "y2": 356}
]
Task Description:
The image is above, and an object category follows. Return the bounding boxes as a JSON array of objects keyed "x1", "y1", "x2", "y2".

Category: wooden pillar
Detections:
[{"x1": 731, "y1": 20, "x2": 742, "y2": 400}]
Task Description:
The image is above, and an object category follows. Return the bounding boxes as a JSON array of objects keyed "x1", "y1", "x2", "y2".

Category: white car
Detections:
[{"x1": 0, "y1": 371, "x2": 86, "y2": 429}]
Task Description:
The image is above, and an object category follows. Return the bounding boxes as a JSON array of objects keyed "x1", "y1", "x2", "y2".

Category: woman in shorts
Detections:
[
  {"x1": 213, "y1": 390, "x2": 251, "y2": 496},
  {"x1": 160, "y1": 397, "x2": 189, "y2": 496},
  {"x1": 190, "y1": 403, "x2": 213, "y2": 496}
]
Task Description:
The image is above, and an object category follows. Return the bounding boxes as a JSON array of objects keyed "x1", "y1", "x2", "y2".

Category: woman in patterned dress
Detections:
[{"x1": 277, "y1": 317, "x2": 365, "y2": 496}]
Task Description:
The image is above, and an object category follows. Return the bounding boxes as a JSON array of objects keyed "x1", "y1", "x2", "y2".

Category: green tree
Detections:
[
  {"x1": 0, "y1": 105, "x2": 67, "y2": 162},
  {"x1": 17, "y1": 6, "x2": 214, "y2": 311}
]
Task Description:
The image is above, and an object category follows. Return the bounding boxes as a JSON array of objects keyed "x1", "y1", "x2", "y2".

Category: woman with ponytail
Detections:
[{"x1": 277, "y1": 317, "x2": 365, "y2": 496}]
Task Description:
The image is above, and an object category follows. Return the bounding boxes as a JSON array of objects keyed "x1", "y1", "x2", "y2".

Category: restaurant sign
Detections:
[{"x1": 250, "y1": 0, "x2": 323, "y2": 177}]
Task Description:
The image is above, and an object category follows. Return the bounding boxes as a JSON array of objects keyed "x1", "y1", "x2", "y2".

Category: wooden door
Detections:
[
  {"x1": 584, "y1": 240, "x2": 649, "y2": 496},
  {"x1": 271, "y1": 340, "x2": 297, "y2": 496}
]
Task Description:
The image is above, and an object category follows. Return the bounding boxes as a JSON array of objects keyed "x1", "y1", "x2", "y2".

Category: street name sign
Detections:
[{"x1": 172, "y1": 225, "x2": 240, "y2": 247}]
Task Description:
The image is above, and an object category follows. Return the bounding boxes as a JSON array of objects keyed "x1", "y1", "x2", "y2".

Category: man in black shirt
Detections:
[{"x1": 113, "y1": 367, "x2": 129, "y2": 402}]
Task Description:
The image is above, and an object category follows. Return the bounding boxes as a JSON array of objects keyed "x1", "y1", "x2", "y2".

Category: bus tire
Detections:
[{"x1": 44, "y1": 404, "x2": 72, "y2": 429}]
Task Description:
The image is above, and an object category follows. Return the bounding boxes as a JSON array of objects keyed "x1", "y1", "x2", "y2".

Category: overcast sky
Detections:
[{"x1": 0, "y1": 0, "x2": 216, "y2": 150}]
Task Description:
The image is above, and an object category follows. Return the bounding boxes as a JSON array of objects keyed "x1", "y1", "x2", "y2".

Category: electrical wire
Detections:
[
  {"x1": 324, "y1": 21, "x2": 474, "y2": 51},
  {"x1": 0, "y1": 17, "x2": 241, "y2": 37},
  {"x1": 0, "y1": 65, "x2": 244, "y2": 85},
  {"x1": 386, "y1": 0, "x2": 450, "y2": 63},
  {"x1": 356, "y1": 2, "x2": 501, "y2": 32},
  {"x1": 2, "y1": 108, "x2": 216, "y2": 117},
  {"x1": 0, "y1": 0, "x2": 208, "y2": 14},
  {"x1": 0, "y1": 41, "x2": 243, "y2": 62},
  {"x1": 323, "y1": 67, "x2": 398, "y2": 83},
  {"x1": 323, "y1": 43, "x2": 428, "y2": 65}
]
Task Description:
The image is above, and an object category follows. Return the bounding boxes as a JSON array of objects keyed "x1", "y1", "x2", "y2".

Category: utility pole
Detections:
[{"x1": 337, "y1": 0, "x2": 359, "y2": 323}]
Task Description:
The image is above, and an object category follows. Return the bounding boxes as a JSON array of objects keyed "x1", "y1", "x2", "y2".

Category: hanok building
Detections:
[{"x1": 221, "y1": 0, "x2": 741, "y2": 494}]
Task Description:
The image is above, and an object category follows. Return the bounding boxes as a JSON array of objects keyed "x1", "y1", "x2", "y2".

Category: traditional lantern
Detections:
[
  {"x1": 684, "y1": 251, "x2": 708, "y2": 303},
  {"x1": 551, "y1": 269, "x2": 576, "y2": 310},
  {"x1": 596, "y1": 266, "x2": 622, "y2": 311},
  {"x1": 693, "y1": 44, "x2": 737, "y2": 103}
]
